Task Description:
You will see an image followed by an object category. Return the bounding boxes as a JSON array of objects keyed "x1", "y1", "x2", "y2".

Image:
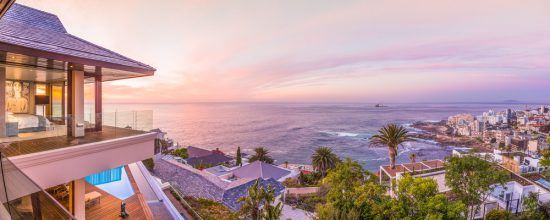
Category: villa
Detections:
[
  {"x1": 155, "y1": 155, "x2": 294, "y2": 211},
  {"x1": 184, "y1": 146, "x2": 233, "y2": 168},
  {"x1": 379, "y1": 158, "x2": 550, "y2": 219},
  {"x1": 0, "y1": 2, "x2": 181, "y2": 220}
]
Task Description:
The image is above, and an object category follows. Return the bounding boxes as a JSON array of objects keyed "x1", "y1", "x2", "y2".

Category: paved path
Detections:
[{"x1": 280, "y1": 202, "x2": 313, "y2": 220}]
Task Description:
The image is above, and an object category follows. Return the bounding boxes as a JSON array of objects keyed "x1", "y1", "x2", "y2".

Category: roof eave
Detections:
[
  {"x1": 0, "y1": 0, "x2": 16, "y2": 18},
  {"x1": 0, "y1": 41, "x2": 156, "y2": 76}
]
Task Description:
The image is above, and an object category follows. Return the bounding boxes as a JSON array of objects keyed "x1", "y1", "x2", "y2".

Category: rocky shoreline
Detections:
[{"x1": 410, "y1": 120, "x2": 493, "y2": 153}]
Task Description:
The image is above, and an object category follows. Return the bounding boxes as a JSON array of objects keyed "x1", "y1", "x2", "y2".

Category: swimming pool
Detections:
[
  {"x1": 85, "y1": 167, "x2": 135, "y2": 200},
  {"x1": 535, "y1": 178, "x2": 550, "y2": 188}
]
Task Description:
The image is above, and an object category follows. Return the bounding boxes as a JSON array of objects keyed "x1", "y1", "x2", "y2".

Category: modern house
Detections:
[
  {"x1": 156, "y1": 155, "x2": 292, "y2": 211},
  {"x1": 379, "y1": 158, "x2": 550, "y2": 219},
  {"x1": 184, "y1": 146, "x2": 232, "y2": 168},
  {"x1": 0, "y1": 3, "x2": 181, "y2": 220}
]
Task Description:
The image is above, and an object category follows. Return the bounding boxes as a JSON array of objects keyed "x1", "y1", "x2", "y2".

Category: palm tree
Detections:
[
  {"x1": 262, "y1": 201, "x2": 282, "y2": 220},
  {"x1": 238, "y1": 180, "x2": 263, "y2": 220},
  {"x1": 311, "y1": 147, "x2": 340, "y2": 177},
  {"x1": 409, "y1": 153, "x2": 416, "y2": 164},
  {"x1": 369, "y1": 124, "x2": 412, "y2": 169},
  {"x1": 249, "y1": 147, "x2": 274, "y2": 164},
  {"x1": 409, "y1": 153, "x2": 417, "y2": 173},
  {"x1": 260, "y1": 185, "x2": 282, "y2": 220}
]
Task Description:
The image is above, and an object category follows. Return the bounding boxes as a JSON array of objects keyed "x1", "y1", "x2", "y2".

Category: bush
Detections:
[
  {"x1": 486, "y1": 209, "x2": 512, "y2": 220},
  {"x1": 184, "y1": 196, "x2": 240, "y2": 220},
  {"x1": 142, "y1": 158, "x2": 154, "y2": 172},
  {"x1": 298, "y1": 172, "x2": 322, "y2": 186},
  {"x1": 284, "y1": 195, "x2": 325, "y2": 212},
  {"x1": 282, "y1": 178, "x2": 301, "y2": 188},
  {"x1": 172, "y1": 148, "x2": 189, "y2": 159}
]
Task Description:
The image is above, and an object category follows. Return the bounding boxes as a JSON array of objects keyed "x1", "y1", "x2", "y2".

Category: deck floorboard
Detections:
[
  {"x1": 1, "y1": 126, "x2": 145, "y2": 157},
  {"x1": 85, "y1": 165, "x2": 154, "y2": 220}
]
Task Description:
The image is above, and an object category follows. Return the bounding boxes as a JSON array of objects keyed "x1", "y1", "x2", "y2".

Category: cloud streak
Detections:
[{"x1": 19, "y1": 0, "x2": 550, "y2": 103}]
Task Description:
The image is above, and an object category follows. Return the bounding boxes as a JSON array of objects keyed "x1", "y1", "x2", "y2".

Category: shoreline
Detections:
[{"x1": 410, "y1": 120, "x2": 493, "y2": 153}]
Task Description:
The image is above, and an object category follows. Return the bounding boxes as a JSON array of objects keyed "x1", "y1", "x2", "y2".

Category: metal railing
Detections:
[{"x1": 0, "y1": 152, "x2": 74, "y2": 219}]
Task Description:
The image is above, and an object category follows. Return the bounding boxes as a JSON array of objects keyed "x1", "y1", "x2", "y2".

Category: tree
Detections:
[
  {"x1": 409, "y1": 153, "x2": 416, "y2": 164},
  {"x1": 522, "y1": 192, "x2": 544, "y2": 220},
  {"x1": 370, "y1": 124, "x2": 412, "y2": 169},
  {"x1": 238, "y1": 180, "x2": 263, "y2": 220},
  {"x1": 541, "y1": 149, "x2": 550, "y2": 167},
  {"x1": 171, "y1": 148, "x2": 188, "y2": 159},
  {"x1": 485, "y1": 209, "x2": 512, "y2": 220},
  {"x1": 312, "y1": 147, "x2": 340, "y2": 177},
  {"x1": 249, "y1": 147, "x2": 274, "y2": 164},
  {"x1": 260, "y1": 185, "x2": 283, "y2": 220},
  {"x1": 316, "y1": 158, "x2": 389, "y2": 219},
  {"x1": 391, "y1": 175, "x2": 466, "y2": 219},
  {"x1": 498, "y1": 142, "x2": 505, "y2": 150},
  {"x1": 238, "y1": 180, "x2": 282, "y2": 220},
  {"x1": 445, "y1": 155, "x2": 509, "y2": 218},
  {"x1": 236, "y1": 146, "x2": 242, "y2": 166}
]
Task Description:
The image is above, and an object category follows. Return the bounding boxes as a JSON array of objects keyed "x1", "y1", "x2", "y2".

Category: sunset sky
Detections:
[{"x1": 19, "y1": 0, "x2": 550, "y2": 103}]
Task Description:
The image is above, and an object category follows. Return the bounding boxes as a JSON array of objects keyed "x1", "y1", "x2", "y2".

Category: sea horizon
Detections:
[{"x1": 101, "y1": 102, "x2": 537, "y2": 171}]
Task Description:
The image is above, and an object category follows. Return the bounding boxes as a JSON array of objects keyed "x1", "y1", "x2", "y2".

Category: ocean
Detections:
[{"x1": 103, "y1": 103, "x2": 536, "y2": 171}]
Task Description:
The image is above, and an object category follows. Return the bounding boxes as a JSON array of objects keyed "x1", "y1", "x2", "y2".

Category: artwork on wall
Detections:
[{"x1": 6, "y1": 80, "x2": 30, "y2": 113}]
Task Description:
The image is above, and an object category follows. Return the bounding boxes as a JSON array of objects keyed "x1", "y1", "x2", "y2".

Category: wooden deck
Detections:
[
  {"x1": 1, "y1": 126, "x2": 146, "y2": 157},
  {"x1": 85, "y1": 166, "x2": 154, "y2": 220}
]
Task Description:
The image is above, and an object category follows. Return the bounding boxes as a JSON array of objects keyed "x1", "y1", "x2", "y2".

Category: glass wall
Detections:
[{"x1": 0, "y1": 152, "x2": 74, "y2": 219}]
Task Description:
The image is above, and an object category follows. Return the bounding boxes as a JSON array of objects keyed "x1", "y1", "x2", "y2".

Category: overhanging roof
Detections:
[
  {"x1": 0, "y1": 0, "x2": 15, "y2": 18},
  {"x1": 0, "y1": 3, "x2": 155, "y2": 80}
]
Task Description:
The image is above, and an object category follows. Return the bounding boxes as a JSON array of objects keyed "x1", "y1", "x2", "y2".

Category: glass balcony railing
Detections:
[
  {"x1": 1, "y1": 110, "x2": 154, "y2": 157},
  {"x1": 0, "y1": 152, "x2": 74, "y2": 219}
]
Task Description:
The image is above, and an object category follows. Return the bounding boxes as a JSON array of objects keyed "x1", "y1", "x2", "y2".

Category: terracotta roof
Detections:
[{"x1": 0, "y1": 4, "x2": 155, "y2": 74}]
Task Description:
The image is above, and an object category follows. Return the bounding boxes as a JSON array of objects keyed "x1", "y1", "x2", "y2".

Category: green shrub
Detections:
[
  {"x1": 172, "y1": 148, "x2": 189, "y2": 159},
  {"x1": 184, "y1": 196, "x2": 240, "y2": 220},
  {"x1": 142, "y1": 158, "x2": 154, "y2": 172},
  {"x1": 282, "y1": 178, "x2": 301, "y2": 188},
  {"x1": 486, "y1": 209, "x2": 512, "y2": 220}
]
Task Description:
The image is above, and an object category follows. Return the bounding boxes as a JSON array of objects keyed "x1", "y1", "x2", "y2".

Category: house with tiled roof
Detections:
[{"x1": 155, "y1": 156, "x2": 289, "y2": 211}]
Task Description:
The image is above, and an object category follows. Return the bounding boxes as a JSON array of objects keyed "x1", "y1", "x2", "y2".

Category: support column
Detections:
[
  {"x1": 68, "y1": 64, "x2": 85, "y2": 137},
  {"x1": 31, "y1": 193, "x2": 43, "y2": 220},
  {"x1": 73, "y1": 179, "x2": 86, "y2": 220},
  {"x1": 0, "y1": 66, "x2": 5, "y2": 138},
  {"x1": 94, "y1": 67, "x2": 102, "y2": 131}
]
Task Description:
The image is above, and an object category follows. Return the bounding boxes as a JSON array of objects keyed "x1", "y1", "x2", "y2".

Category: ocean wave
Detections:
[
  {"x1": 320, "y1": 131, "x2": 360, "y2": 137},
  {"x1": 410, "y1": 137, "x2": 439, "y2": 145},
  {"x1": 424, "y1": 119, "x2": 442, "y2": 123}
]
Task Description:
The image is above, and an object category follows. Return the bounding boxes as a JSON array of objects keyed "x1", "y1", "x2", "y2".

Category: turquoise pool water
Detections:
[
  {"x1": 85, "y1": 167, "x2": 135, "y2": 200},
  {"x1": 536, "y1": 178, "x2": 550, "y2": 188},
  {"x1": 85, "y1": 166, "x2": 123, "y2": 185}
]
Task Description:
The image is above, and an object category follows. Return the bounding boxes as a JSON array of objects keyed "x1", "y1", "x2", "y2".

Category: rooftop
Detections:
[
  {"x1": 232, "y1": 161, "x2": 292, "y2": 180},
  {"x1": 187, "y1": 146, "x2": 215, "y2": 158},
  {"x1": 186, "y1": 153, "x2": 233, "y2": 167},
  {"x1": 380, "y1": 159, "x2": 445, "y2": 178},
  {"x1": 0, "y1": 3, "x2": 155, "y2": 80}
]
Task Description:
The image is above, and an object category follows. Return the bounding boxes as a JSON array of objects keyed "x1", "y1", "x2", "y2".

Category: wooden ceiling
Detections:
[{"x1": 0, "y1": 0, "x2": 15, "y2": 18}]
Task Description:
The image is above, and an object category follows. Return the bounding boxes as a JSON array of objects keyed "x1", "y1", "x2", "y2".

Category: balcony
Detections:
[
  {"x1": 1, "y1": 111, "x2": 153, "y2": 157},
  {"x1": 2, "y1": 111, "x2": 157, "y2": 189},
  {"x1": 0, "y1": 152, "x2": 74, "y2": 219}
]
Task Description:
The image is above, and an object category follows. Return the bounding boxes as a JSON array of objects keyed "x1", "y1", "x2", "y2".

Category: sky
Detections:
[{"x1": 18, "y1": 0, "x2": 550, "y2": 103}]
